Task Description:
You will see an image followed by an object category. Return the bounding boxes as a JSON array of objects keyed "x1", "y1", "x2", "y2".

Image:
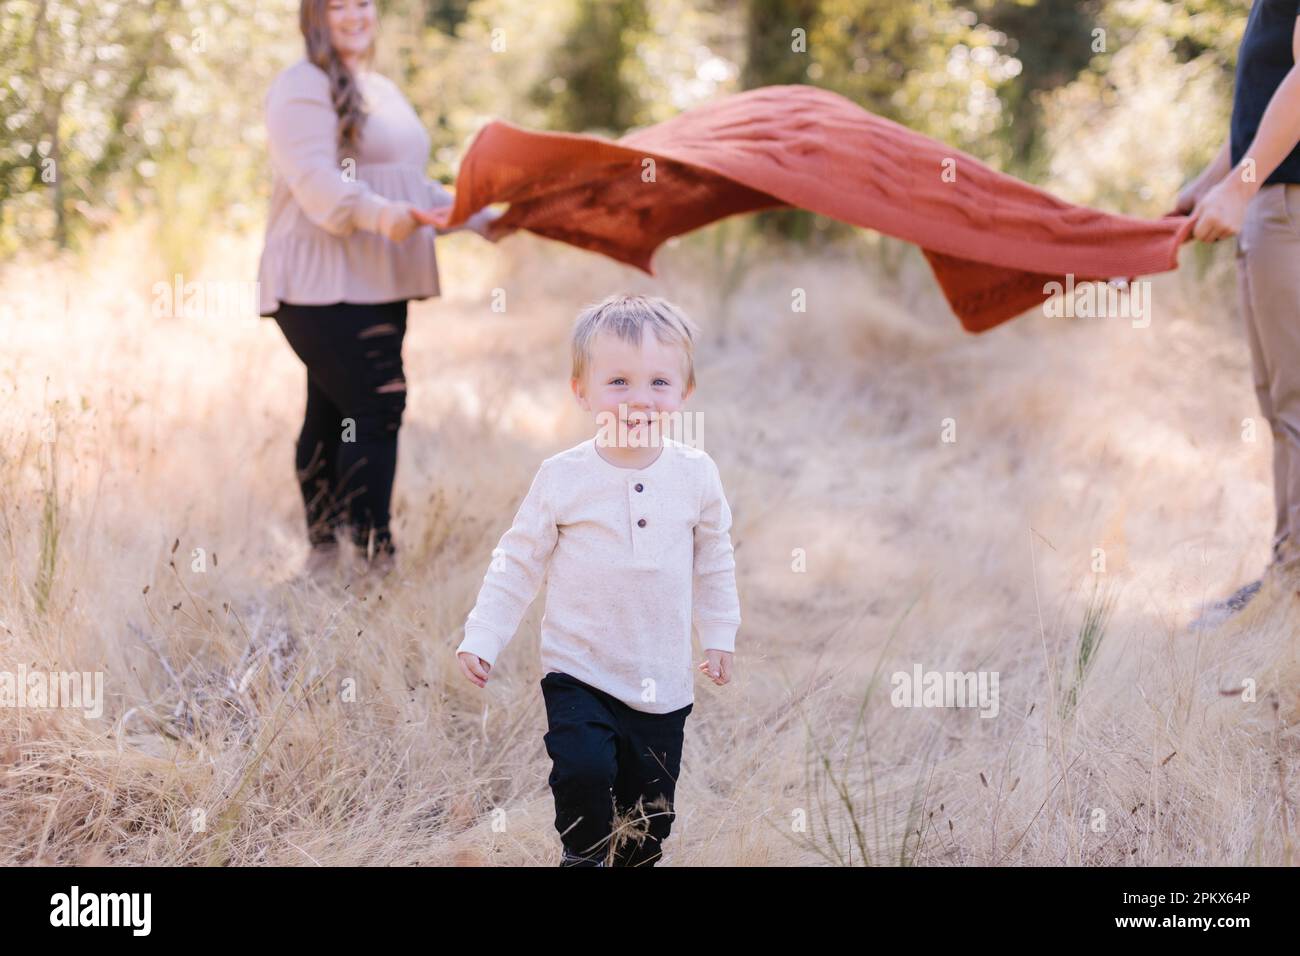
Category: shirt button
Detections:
[
  {"x1": 637, "y1": 518, "x2": 647, "y2": 527},
  {"x1": 635, "y1": 483, "x2": 644, "y2": 492}
]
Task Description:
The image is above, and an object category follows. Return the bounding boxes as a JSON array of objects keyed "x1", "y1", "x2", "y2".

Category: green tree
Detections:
[{"x1": 532, "y1": 0, "x2": 651, "y2": 135}]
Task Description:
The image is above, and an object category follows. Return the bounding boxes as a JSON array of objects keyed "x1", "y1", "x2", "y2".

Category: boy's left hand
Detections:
[{"x1": 698, "y1": 649, "x2": 732, "y2": 686}]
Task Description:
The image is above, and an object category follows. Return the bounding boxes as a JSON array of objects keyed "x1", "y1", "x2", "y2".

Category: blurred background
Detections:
[{"x1": 2, "y1": 0, "x2": 1297, "y2": 867}]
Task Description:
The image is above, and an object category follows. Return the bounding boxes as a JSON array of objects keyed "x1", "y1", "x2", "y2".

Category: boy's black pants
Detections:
[{"x1": 540, "y1": 671, "x2": 692, "y2": 867}]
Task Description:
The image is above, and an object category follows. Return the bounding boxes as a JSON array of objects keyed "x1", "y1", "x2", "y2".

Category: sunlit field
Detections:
[{"x1": 1, "y1": 214, "x2": 1296, "y2": 866}]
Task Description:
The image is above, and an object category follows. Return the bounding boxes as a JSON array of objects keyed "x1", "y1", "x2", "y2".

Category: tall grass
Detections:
[
  {"x1": 1061, "y1": 577, "x2": 1119, "y2": 720},
  {"x1": 0, "y1": 215, "x2": 1296, "y2": 866},
  {"x1": 34, "y1": 402, "x2": 62, "y2": 618}
]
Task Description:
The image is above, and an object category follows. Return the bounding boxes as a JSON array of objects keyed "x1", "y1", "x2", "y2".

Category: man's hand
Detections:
[
  {"x1": 458, "y1": 651, "x2": 492, "y2": 688},
  {"x1": 697, "y1": 649, "x2": 733, "y2": 686},
  {"x1": 1190, "y1": 170, "x2": 1257, "y2": 243}
]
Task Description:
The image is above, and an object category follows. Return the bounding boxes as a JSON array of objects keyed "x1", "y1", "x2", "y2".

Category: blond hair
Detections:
[{"x1": 571, "y1": 294, "x2": 700, "y2": 393}]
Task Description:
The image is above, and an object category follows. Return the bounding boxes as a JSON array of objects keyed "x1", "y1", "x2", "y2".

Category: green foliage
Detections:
[
  {"x1": 1061, "y1": 576, "x2": 1118, "y2": 719},
  {"x1": 741, "y1": 0, "x2": 821, "y2": 88},
  {"x1": 976, "y1": 0, "x2": 1103, "y2": 176},
  {"x1": 1, "y1": 0, "x2": 302, "y2": 259},
  {"x1": 742, "y1": 0, "x2": 1022, "y2": 241},
  {"x1": 532, "y1": 0, "x2": 651, "y2": 135},
  {"x1": 35, "y1": 402, "x2": 63, "y2": 618},
  {"x1": 1035, "y1": 0, "x2": 1237, "y2": 215},
  {"x1": 421, "y1": 0, "x2": 472, "y2": 33},
  {"x1": 810, "y1": 0, "x2": 1023, "y2": 163}
]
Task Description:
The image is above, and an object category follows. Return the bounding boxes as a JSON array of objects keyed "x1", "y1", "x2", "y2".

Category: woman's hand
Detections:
[
  {"x1": 409, "y1": 205, "x2": 450, "y2": 230},
  {"x1": 376, "y1": 200, "x2": 420, "y2": 243},
  {"x1": 407, "y1": 203, "x2": 509, "y2": 241}
]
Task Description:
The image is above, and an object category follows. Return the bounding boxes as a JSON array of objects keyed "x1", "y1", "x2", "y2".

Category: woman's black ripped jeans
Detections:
[{"x1": 273, "y1": 299, "x2": 408, "y2": 559}]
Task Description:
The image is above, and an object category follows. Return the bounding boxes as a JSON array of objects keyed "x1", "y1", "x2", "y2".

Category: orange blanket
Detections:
[{"x1": 430, "y1": 84, "x2": 1195, "y2": 334}]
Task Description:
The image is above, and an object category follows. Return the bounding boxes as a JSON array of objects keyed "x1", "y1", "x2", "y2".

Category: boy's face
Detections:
[{"x1": 572, "y1": 329, "x2": 694, "y2": 445}]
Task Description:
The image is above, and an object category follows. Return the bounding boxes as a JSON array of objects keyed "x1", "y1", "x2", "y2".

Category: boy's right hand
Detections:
[{"x1": 458, "y1": 651, "x2": 492, "y2": 688}]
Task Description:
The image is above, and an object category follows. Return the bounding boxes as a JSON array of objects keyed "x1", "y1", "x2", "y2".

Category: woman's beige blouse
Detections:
[{"x1": 256, "y1": 58, "x2": 446, "y2": 316}]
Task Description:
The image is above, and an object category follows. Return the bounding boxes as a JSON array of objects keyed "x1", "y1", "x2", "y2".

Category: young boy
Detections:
[{"x1": 456, "y1": 293, "x2": 741, "y2": 867}]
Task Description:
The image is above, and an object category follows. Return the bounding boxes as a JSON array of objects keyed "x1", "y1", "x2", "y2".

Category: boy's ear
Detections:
[{"x1": 570, "y1": 376, "x2": 589, "y2": 409}]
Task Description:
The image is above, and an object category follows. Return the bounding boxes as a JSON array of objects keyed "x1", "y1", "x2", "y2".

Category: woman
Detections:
[
  {"x1": 1181, "y1": 1, "x2": 1300, "y2": 624},
  {"x1": 256, "y1": 0, "x2": 499, "y2": 580}
]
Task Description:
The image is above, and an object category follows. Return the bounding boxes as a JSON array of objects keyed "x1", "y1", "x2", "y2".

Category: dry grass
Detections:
[{"x1": 0, "y1": 218, "x2": 1296, "y2": 866}]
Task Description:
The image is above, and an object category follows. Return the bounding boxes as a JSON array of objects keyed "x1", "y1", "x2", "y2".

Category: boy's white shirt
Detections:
[{"x1": 457, "y1": 436, "x2": 741, "y2": 714}]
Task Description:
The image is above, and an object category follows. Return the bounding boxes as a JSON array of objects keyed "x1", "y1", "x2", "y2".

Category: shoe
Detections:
[
  {"x1": 1221, "y1": 578, "x2": 1263, "y2": 612},
  {"x1": 364, "y1": 541, "x2": 398, "y2": 581},
  {"x1": 338, "y1": 529, "x2": 395, "y2": 583},
  {"x1": 559, "y1": 848, "x2": 606, "y2": 867},
  {"x1": 301, "y1": 542, "x2": 341, "y2": 580},
  {"x1": 1189, "y1": 578, "x2": 1263, "y2": 631}
]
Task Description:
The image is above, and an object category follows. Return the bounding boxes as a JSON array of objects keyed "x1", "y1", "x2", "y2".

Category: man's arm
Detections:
[
  {"x1": 1235, "y1": 16, "x2": 1300, "y2": 188},
  {"x1": 1176, "y1": 139, "x2": 1231, "y2": 213}
]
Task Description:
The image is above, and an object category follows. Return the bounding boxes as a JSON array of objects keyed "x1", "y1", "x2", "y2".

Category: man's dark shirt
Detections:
[{"x1": 1232, "y1": 0, "x2": 1300, "y2": 185}]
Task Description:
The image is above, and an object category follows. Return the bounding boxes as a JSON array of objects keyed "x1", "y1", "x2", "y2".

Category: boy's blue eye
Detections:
[{"x1": 654, "y1": 379, "x2": 669, "y2": 387}]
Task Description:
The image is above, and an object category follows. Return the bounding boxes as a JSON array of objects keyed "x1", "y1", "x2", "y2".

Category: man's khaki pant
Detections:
[{"x1": 1237, "y1": 182, "x2": 1300, "y2": 573}]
